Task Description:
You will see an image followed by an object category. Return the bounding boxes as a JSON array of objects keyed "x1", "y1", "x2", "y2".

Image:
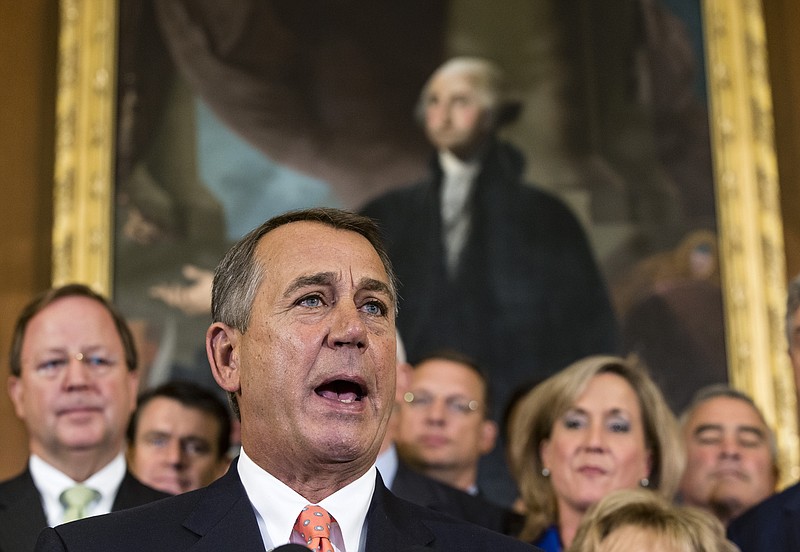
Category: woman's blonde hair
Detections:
[
  {"x1": 507, "y1": 355, "x2": 685, "y2": 542},
  {"x1": 569, "y1": 489, "x2": 738, "y2": 552}
]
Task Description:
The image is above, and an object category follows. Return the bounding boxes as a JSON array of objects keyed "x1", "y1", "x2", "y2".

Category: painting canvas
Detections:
[{"x1": 51, "y1": 0, "x2": 797, "y2": 489}]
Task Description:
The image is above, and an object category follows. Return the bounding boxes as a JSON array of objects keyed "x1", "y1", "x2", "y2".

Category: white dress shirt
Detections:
[
  {"x1": 29, "y1": 453, "x2": 126, "y2": 526},
  {"x1": 238, "y1": 447, "x2": 376, "y2": 552},
  {"x1": 439, "y1": 150, "x2": 480, "y2": 277},
  {"x1": 374, "y1": 444, "x2": 399, "y2": 490}
]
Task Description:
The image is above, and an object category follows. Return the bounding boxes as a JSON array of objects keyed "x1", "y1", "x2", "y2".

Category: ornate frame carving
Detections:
[{"x1": 53, "y1": 0, "x2": 798, "y2": 484}]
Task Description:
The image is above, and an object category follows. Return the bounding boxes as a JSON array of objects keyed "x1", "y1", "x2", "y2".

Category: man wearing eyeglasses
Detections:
[
  {"x1": 397, "y1": 350, "x2": 498, "y2": 496},
  {"x1": 0, "y1": 284, "x2": 167, "y2": 552}
]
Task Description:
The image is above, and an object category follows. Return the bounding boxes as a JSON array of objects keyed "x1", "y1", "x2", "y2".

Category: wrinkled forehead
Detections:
[
  {"x1": 690, "y1": 396, "x2": 767, "y2": 429},
  {"x1": 255, "y1": 221, "x2": 393, "y2": 295}
]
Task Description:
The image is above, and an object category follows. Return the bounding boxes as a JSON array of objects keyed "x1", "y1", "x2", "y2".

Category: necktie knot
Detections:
[
  {"x1": 293, "y1": 504, "x2": 335, "y2": 551},
  {"x1": 60, "y1": 484, "x2": 100, "y2": 522}
]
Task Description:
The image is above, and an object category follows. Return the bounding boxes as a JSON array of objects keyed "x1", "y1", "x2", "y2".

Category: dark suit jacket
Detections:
[
  {"x1": 390, "y1": 460, "x2": 523, "y2": 536},
  {"x1": 726, "y1": 481, "x2": 800, "y2": 552},
  {"x1": 0, "y1": 468, "x2": 168, "y2": 552},
  {"x1": 35, "y1": 461, "x2": 539, "y2": 551}
]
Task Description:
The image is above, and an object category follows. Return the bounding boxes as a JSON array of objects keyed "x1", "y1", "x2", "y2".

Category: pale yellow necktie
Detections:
[{"x1": 60, "y1": 484, "x2": 100, "y2": 522}]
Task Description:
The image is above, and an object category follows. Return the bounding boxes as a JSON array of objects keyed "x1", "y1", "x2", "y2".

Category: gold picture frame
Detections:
[{"x1": 52, "y1": 0, "x2": 798, "y2": 485}]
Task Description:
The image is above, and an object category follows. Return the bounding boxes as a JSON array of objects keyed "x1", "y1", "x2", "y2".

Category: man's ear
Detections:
[
  {"x1": 7, "y1": 376, "x2": 25, "y2": 420},
  {"x1": 479, "y1": 419, "x2": 499, "y2": 455},
  {"x1": 207, "y1": 322, "x2": 241, "y2": 393}
]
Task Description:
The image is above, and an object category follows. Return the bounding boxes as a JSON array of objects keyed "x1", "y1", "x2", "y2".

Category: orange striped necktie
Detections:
[{"x1": 293, "y1": 504, "x2": 335, "y2": 552}]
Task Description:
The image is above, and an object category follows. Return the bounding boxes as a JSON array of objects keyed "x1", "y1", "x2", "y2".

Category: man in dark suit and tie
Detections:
[
  {"x1": 0, "y1": 284, "x2": 168, "y2": 552},
  {"x1": 376, "y1": 334, "x2": 523, "y2": 536},
  {"x1": 35, "y1": 208, "x2": 536, "y2": 551},
  {"x1": 727, "y1": 273, "x2": 800, "y2": 551}
]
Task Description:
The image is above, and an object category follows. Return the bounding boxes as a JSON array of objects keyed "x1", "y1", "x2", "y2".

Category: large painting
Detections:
[{"x1": 52, "y1": 0, "x2": 797, "y2": 486}]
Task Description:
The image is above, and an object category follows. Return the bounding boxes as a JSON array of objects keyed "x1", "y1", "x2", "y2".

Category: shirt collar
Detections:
[
  {"x1": 238, "y1": 447, "x2": 376, "y2": 552},
  {"x1": 439, "y1": 149, "x2": 480, "y2": 178},
  {"x1": 374, "y1": 444, "x2": 398, "y2": 490},
  {"x1": 29, "y1": 453, "x2": 126, "y2": 525}
]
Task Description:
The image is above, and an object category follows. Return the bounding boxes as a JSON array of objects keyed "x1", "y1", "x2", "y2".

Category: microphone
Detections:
[{"x1": 271, "y1": 545, "x2": 311, "y2": 552}]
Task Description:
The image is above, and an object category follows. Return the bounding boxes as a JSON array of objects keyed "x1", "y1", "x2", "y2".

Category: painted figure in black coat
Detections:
[{"x1": 360, "y1": 58, "x2": 619, "y2": 504}]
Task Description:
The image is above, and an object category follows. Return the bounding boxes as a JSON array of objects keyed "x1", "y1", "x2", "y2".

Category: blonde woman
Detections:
[
  {"x1": 507, "y1": 355, "x2": 684, "y2": 551},
  {"x1": 569, "y1": 489, "x2": 738, "y2": 552}
]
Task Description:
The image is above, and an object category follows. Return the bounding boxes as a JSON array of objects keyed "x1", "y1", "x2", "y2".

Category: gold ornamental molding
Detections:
[
  {"x1": 703, "y1": 0, "x2": 798, "y2": 485},
  {"x1": 52, "y1": 0, "x2": 116, "y2": 295}
]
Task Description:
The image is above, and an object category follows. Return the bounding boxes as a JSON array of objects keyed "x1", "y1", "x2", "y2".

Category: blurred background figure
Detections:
[
  {"x1": 376, "y1": 335, "x2": 521, "y2": 535},
  {"x1": 361, "y1": 56, "x2": 618, "y2": 506},
  {"x1": 507, "y1": 355, "x2": 683, "y2": 551},
  {"x1": 678, "y1": 384, "x2": 777, "y2": 526},
  {"x1": 569, "y1": 489, "x2": 738, "y2": 552},
  {"x1": 396, "y1": 349, "x2": 498, "y2": 495},
  {"x1": 0, "y1": 285, "x2": 167, "y2": 551},
  {"x1": 127, "y1": 380, "x2": 232, "y2": 495},
  {"x1": 619, "y1": 230, "x2": 727, "y2": 413}
]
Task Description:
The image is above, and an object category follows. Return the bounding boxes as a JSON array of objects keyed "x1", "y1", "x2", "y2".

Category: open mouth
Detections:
[{"x1": 315, "y1": 379, "x2": 366, "y2": 404}]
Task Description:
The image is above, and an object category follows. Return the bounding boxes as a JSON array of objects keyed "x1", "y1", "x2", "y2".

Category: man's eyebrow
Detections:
[
  {"x1": 736, "y1": 425, "x2": 766, "y2": 439},
  {"x1": 282, "y1": 273, "x2": 337, "y2": 297},
  {"x1": 358, "y1": 277, "x2": 394, "y2": 300},
  {"x1": 693, "y1": 423, "x2": 723, "y2": 436},
  {"x1": 282, "y1": 274, "x2": 394, "y2": 302}
]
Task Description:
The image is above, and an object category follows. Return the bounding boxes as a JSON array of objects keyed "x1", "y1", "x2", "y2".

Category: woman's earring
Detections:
[
  {"x1": 541, "y1": 467, "x2": 551, "y2": 477},
  {"x1": 640, "y1": 477, "x2": 650, "y2": 488}
]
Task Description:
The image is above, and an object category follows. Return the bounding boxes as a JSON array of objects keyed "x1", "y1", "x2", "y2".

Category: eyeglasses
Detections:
[
  {"x1": 403, "y1": 391, "x2": 481, "y2": 415},
  {"x1": 28, "y1": 352, "x2": 120, "y2": 380}
]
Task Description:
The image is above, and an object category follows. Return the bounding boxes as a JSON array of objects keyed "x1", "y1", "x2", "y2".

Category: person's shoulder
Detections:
[
  {"x1": 115, "y1": 470, "x2": 172, "y2": 508},
  {"x1": 731, "y1": 481, "x2": 800, "y2": 524},
  {"x1": 36, "y1": 485, "x2": 212, "y2": 551},
  {"x1": 392, "y1": 460, "x2": 523, "y2": 535},
  {"x1": 382, "y1": 485, "x2": 537, "y2": 550},
  {"x1": 0, "y1": 470, "x2": 31, "y2": 492},
  {"x1": 0, "y1": 469, "x2": 37, "y2": 506},
  {"x1": 360, "y1": 182, "x2": 429, "y2": 216},
  {"x1": 727, "y1": 482, "x2": 800, "y2": 550}
]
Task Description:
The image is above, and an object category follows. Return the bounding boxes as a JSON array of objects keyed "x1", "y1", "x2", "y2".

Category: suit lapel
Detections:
[
  {"x1": 365, "y1": 475, "x2": 436, "y2": 552},
  {"x1": 0, "y1": 470, "x2": 49, "y2": 551},
  {"x1": 181, "y1": 463, "x2": 266, "y2": 552},
  {"x1": 783, "y1": 484, "x2": 800, "y2": 549}
]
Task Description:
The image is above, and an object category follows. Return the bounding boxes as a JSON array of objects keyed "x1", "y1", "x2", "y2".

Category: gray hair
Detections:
[
  {"x1": 680, "y1": 384, "x2": 778, "y2": 479},
  {"x1": 212, "y1": 207, "x2": 397, "y2": 331},
  {"x1": 211, "y1": 207, "x2": 398, "y2": 417},
  {"x1": 414, "y1": 56, "x2": 522, "y2": 129}
]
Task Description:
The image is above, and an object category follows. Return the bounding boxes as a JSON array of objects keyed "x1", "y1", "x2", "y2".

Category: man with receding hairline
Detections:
[
  {"x1": 0, "y1": 284, "x2": 167, "y2": 552},
  {"x1": 36, "y1": 208, "x2": 537, "y2": 552},
  {"x1": 678, "y1": 385, "x2": 777, "y2": 526}
]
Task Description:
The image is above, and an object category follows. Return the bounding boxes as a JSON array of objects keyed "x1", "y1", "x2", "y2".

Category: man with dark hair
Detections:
[
  {"x1": 36, "y1": 208, "x2": 537, "y2": 551},
  {"x1": 0, "y1": 284, "x2": 168, "y2": 552},
  {"x1": 376, "y1": 336, "x2": 522, "y2": 536},
  {"x1": 727, "y1": 273, "x2": 800, "y2": 551},
  {"x1": 397, "y1": 349, "x2": 498, "y2": 496},
  {"x1": 127, "y1": 380, "x2": 232, "y2": 495}
]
